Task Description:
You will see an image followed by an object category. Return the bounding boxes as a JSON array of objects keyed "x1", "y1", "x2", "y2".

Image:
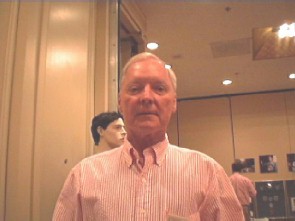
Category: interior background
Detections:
[{"x1": 0, "y1": 1, "x2": 294, "y2": 220}]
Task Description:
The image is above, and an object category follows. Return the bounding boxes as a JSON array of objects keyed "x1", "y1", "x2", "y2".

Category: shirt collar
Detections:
[{"x1": 121, "y1": 134, "x2": 169, "y2": 167}]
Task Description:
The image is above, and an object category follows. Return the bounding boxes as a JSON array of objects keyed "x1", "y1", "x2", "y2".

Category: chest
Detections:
[{"x1": 79, "y1": 163, "x2": 205, "y2": 220}]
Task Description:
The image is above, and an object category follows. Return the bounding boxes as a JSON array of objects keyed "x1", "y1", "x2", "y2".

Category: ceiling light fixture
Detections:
[
  {"x1": 289, "y1": 73, "x2": 295, "y2": 79},
  {"x1": 147, "y1": 42, "x2": 159, "y2": 50},
  {"x1": 278, "y1": 22, "x2": 295, "y2": 38},
  {"x1": 223, "y1": 79, "x2": 232, "y2": 85}
]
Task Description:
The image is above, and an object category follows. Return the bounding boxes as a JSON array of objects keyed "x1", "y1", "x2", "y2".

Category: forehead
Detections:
[
  {"x1": 124, "y1": 58, "x2": 169, "y2": 81},
  {"x1": 109, "y1": 118, "x2": 124, "y2": 127}
]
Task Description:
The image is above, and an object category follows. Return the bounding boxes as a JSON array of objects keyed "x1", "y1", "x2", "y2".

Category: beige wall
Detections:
[
  {"x1": 177, "y1": 97, "x2": 235, "y2": 174},
  {"x1": 5, "y1": 3, "x2": 43, "y2": 220},
  {"x1": 231, "y1": 92, "x2": 294, "y2": 181},
  {"x1": 286, "y1": 91, "x2": 295, "y2": 152},
  {"x1": 0, "y1": 1, "x2": 114, "y2": 221},
  {"x1": 168, "y1": 91, "x2": 295, "y2": 181},
  {"x1": 0, "y1": 1, "x2": 18, "y2": 219}
]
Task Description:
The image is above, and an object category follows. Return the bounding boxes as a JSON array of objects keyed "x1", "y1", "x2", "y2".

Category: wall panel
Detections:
[
  {"x1": 170, "y1": 91, "x2": 295, "y2": 180},
  {"x1": 167, "y1": 111, "x2": 178, "y2": 146},
  {"x1": 0, "y1": 2, "x2": 17, "y2": 219},
  {"x1": 94, "y1": 1, "x2": 108, "y2": 115},
  {"x1": 4, "y1": 2, "x2": 98, "y2": 221},
  {"x1": 5, "y1": 2, "x2": 43, "y2": 220},
  {"x1": 177, "y1": 97, "x2": 234, "y2": 175},
  {"x1": 32, "y1": 2, "x2": 94, "y2": 220},
  {"x1": 285, "y1": 91, "x2": 295, "y2": 152},
  {"x1": 231, "y1": 92, "x2": 294, "y2": 181}
]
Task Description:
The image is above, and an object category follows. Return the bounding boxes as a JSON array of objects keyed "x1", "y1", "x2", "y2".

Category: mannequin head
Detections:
[{"x1": 91, "y1": 112, "x2": 126, "y2": 150}]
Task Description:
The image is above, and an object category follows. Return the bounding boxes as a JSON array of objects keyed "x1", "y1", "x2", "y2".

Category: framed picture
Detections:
[
  {"x1": 259, "y1": 155, "x2": 278, "y2": 173},
  {"x1": 235, "y1": 158, "x2": 255, "y2": 173}
]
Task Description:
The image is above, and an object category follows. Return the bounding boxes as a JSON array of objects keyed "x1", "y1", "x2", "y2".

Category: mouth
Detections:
[{"x1": 137, "y1": 112, "x2": 157, "y2": 116}]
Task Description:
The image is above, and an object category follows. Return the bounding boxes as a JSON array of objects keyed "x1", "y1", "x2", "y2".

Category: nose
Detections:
[
  {"x1": 140, "y1": 85, "x2": 154, "y2": 103},
  {"x1": 121, "y1": 127, "x2": 127, "y2": 136}
]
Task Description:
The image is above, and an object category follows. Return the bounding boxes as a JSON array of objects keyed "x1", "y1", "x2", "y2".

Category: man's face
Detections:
[
  {"x1": 102, "y1": 118, "x2": 126, "y2": 148},
  {"x1": 119, "y1": 58, "x2": 177, "y2": 136}
]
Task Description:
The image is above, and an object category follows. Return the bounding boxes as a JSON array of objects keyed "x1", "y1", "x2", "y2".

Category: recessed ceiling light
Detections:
[
  {"x1": 165, "y1": 64, "x2": 172, "y2": 69},
  {"x1": 223, "y1": 79, "x2": 232, "y2": 85},
  {"x1": 289, "y1": 73, "x2": 295, "y2": 79},
  {"x1": 147, "y1": 42, "x2": 159, "y2": 50}
]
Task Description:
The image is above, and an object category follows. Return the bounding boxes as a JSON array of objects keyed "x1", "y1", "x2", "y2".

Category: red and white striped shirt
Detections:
[
  {"x1": 229, "y1": 172, "x2": 257, "y2": 206},
  {"x1": 53, "y1": 137, "x2": 244, "y2": 220}
]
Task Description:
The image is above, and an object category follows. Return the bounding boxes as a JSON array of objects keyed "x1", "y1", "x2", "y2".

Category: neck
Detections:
[
  {"x1": 127, "y1": 131, "x2": 166, "y2": 155},
  {"x1": 94, "y1": 145, "x2": 111, "y2": 154},
  {"x1": 95, "y1": 140, "x2": 112, "y2": 153}
]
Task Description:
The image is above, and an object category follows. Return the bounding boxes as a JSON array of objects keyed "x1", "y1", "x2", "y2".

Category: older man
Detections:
[{"x1": 53, "y1": 52, "x2": 244, "y2": 220}]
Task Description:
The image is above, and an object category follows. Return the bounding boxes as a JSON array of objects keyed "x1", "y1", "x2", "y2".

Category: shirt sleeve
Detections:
[
  {"x1": 248, "y1": 180, "x2": 257, "y2": 198},
  {"x1": 198, "y1": 163, "x2": 245, "y2": 221},
  {"x1": 52, "y1": 165, "x2": 82, "y2": 221}
]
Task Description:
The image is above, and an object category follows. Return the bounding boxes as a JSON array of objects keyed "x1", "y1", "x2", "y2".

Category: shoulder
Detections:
[
  {"x1": 72, "y1": 147, "x2": 122, "y2": 171},
  {"x1": 168, "y1": 144, "x2": 217, "y2": 160},
  {"x1": 167, "y1": 144, "x2": 222, "y2": 170},
  {"x1": 231, "y1": 173, "x2": 252, "y2": 182},
  {"x1": 229, "y1": 173, "x2": 240, "y2": 180}
]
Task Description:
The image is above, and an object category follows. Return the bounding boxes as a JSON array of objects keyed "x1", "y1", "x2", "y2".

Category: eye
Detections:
[
  {"x1": 154, "y1": 84, "x2": 167, "y2": 94},
  {"x1": 115, "y1": 125, "x2": 122, "y2": 130},
  {"x1": 128, "y1": 85, "x2": 141, "y2": 94}
]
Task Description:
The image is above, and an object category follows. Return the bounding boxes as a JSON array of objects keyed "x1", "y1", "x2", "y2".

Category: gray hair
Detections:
[{"x1": 120, "y1": 52, "x2": 177, "y2": 91}]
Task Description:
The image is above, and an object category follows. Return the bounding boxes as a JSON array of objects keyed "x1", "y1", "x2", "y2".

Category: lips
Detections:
[{"x1": 137, "y1": 112, "x2": 157, "y2": 116}]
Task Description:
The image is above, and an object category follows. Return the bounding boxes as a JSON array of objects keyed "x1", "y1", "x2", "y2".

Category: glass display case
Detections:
[
  {"x1": 255, "y1": 180, "x2": 286, "y2": 218},
  {"x1": 285, "y1": 180, "x2": 295, "y2": 218}
]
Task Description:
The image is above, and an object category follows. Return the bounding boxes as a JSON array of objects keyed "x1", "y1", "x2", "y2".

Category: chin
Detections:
[
  {"x1": 137, "y1": 126, "x2": 161, "y2": 135},
  {"x1": 137, "y1": 122, "x2": 157, "y2": 128}
]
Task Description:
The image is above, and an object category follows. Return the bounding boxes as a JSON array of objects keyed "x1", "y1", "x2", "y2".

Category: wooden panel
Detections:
[
  {"x1": 32, "y1": 2, "x2": 94, "y2": 220},
  {"x1": 5, "y1": 2, "x2": 96, "y2": 221},
  {"x1": 285, "y1": 91, "x2": 295, "y2": 152},
  {"x1": 5, "y1": 2, "x2": 43, "y2": 221},
  {"x1": 94, "y1": 1, "x2": 108, "y2": 115},
  {"x1": 231, "y1": 93, "x2": 294, "y2": 181},
  {"x1": 0, "y1": 2, "x2": 17, "y2": 220},
  {"x1": 167, "y1": 111, "x2": 179, "y2": 146},
  {"x1": 177, "y1": 98, "x2": 234, "y2": 175}
]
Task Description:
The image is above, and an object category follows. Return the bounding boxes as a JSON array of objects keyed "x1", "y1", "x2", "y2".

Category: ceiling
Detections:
[{"x1": 125, "y1": 1, "x2": 295, "y2": 99}]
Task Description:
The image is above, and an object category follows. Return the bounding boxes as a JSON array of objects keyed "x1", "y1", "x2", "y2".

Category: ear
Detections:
[
  {"x1": 97, "y1": 126, "x2": 104, "y2": 136},
  {"x1": 172, "y1": 95, "x2": 177, "y2": 113}
]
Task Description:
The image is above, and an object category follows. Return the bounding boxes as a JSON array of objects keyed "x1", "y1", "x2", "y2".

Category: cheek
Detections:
[
  {"x1": 108, "y1": 131, "x2": 120, "y2": 140},
  {"x1": 121, "y1": 97, "x2": 137, "y2": 111},
  {"x1": 161, "y1": 98, "x2": 176, "y2": 109}
]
